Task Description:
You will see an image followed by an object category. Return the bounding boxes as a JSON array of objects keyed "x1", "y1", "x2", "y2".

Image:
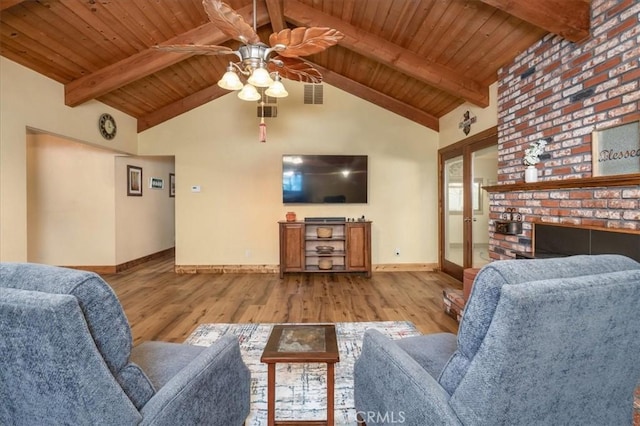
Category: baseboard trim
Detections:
[
  {"x1": 116, "y1": 248, "x2": 175, "y2": 272},
  {"x1": 175, "y1": 264, "x2": 280, "y2": 274},
  {"x1": 175, "y1": 262, "x2": 439, "y2": 274},
  {"x1": 64, "y1": 248, "x2": 175, "y2": 274},
  {"x1": 66, "y1": 265, "x2": 118, "y2": 274},
  {"x1": 374, "y1": 263, "x2": 438, "y2": 272}
]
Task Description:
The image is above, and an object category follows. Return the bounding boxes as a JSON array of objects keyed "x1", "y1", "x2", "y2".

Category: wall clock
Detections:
[{"x1": 98, "y1": 113, "x2": 117, "y2": 140}]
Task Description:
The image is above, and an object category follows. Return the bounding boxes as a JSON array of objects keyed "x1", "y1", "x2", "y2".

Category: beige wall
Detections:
[
  {"x1": 2, "y1": 57, "x2": 174, "y2": 265},
  {"x1": 27, "y1": 133, "x2": 117, "y2": 265},
  {"x1": 3, "y1": 55, "x2": 493, "y2": 268},
  {"x1": 0, "y1": 57, "x2": 138, "y2": 261},
  {"x1": 139, "y1": 81, "x2": 440, "y2": 267},
  {"x1": 25, "y1": 132, "x2": 175, "y2": 266},
  {"x1": 439, "y1": 82, "x2": 498, "y2": 148},
  {"x1": 115, "y1": 156, "x2": 175, "y2": 264}
]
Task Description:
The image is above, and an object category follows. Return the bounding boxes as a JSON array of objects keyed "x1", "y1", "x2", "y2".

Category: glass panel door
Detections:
[
  {"x1": 471, "y1": 145, "x2": 498, "y2": 268},
  {"x1": 443, "y1": 155, "x2": 465, "y2": 273},
  {"x1": 439, "y1": 129, "x2": 498, "y2": 281}
]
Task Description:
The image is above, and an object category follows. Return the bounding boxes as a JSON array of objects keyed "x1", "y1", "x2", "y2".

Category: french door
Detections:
[{"x1": 439, "y1": 128, "x2": 497, "y2": 281}]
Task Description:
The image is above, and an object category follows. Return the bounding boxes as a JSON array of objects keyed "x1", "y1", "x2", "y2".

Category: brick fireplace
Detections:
[{"x1": 488, "y1": 0, "x2": 640, "y2": 260}]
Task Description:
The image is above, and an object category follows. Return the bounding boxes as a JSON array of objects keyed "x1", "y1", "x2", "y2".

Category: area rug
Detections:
[{"x1": 185, "y1": 321, "x2": 421, "y2": 425}]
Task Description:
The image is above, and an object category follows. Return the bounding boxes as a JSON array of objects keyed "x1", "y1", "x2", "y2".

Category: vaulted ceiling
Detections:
[{"x1": 0, "y1": 0, "x2": 590, "y2": 132}]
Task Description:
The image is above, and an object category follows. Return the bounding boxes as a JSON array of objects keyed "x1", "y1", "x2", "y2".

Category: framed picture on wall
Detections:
[
  {"x1": 592, "y1": 119, "x2": 640, "y2": 176},
  {"x1": 169, "y1": 173, "x2": 175, "y2": 197},
  {"x1": 149, "y1": 177, "x2": 164, "y2": 189},
  {"x1": 127, "y1": 165, "x2": 143, "y2": 196}
]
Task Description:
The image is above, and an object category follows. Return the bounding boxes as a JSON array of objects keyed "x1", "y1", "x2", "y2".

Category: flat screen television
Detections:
[{"x1": 282, "y1": 155, "x2": 368, "y2": 204}]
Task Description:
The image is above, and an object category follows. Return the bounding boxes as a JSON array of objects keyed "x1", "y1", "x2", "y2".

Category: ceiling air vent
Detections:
[{"x1": 304, "y1": 84, "x2": 323, "y2": 104}]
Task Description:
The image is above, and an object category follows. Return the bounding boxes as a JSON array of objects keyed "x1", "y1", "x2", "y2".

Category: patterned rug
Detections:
[
  {"x1": 186, "y1": 321, "x2": 640, "y2": 425},
  {"x1": 185, "y1": 321, "x2": 421, "y2": 425}
]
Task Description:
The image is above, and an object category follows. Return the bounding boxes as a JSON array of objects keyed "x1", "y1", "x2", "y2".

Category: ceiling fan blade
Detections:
[
  {"x1": 268, "y1": 56, "x2": 323, "y2": 84},
  {"x1": 154, "y1": 44, "x2": 236, "y2": 56},
  {"x1": 202, "y1": 0, "x2": 260, "y2": 44},
  {"x1": 269, "y1": 27, "x2": 344, "y2": 58}
]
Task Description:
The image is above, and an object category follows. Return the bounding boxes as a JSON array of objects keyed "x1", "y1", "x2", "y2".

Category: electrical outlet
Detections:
[{"x1": 395, "y1": 248, "x2": 400, "y2": 256}]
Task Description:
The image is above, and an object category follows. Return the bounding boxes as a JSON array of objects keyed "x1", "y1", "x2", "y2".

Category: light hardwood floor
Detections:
[{"x1": 103, "y1": 255, "x2": 462, "y2": 345}]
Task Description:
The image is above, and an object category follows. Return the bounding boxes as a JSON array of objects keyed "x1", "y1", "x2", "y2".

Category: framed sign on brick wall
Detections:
[{"x1": 591, "y1": 119, "x2": 640, "y2": 176}]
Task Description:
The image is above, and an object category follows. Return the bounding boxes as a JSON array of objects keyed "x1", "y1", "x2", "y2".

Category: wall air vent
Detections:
[
  {"x1": 304, "y1": 84, "x2": 323, "y2": 104},
  {"x1": 257, "y1": 105, "x2": 277, "y2": 118}
]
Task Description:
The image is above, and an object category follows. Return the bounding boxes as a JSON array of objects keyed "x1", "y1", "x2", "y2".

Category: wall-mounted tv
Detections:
[{"x1": 282, "y1": 155, "x2": 368, "y2": 204}]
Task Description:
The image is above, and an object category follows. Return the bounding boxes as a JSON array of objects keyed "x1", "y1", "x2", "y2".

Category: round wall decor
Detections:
[{"x1": 98, "y1": 113, "x2": 117, "y2": 140}]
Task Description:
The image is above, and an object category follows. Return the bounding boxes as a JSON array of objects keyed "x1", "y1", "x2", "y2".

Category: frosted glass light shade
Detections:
[
  {"x1": 237, "y1": 83, "x2": 261, "y2": 101},
  {"x1": 217, "y1": 70, "x2": 243, "y2": 90},
  {"x1": 265, "y1": 79, "x2": 288, "y2": 98},
  {"x1": 247, "y1": 67, "x2": 274, "y2": 87}
]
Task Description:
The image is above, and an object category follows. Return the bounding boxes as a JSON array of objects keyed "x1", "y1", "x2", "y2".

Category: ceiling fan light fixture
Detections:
[
  {"x1": 238, "y1": 83, "x2": 261, "y2": 101},
  {"x1": 265, "y1": 74, "x2": 288, "y2": 98},
  {"x1": 217, "y1": 65, "x2": 243, "y2": 91},
  {"x1": 247, "y1": 65, "x2": 274, "y2": 88}
]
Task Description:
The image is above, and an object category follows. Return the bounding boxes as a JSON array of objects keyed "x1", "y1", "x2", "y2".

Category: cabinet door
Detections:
[
  {"x1": 280, "y1": 223, "x2": 304, "y2": 276},
  {"x1": 346, "y1": 222, "x2": 371, "y2": 274}
]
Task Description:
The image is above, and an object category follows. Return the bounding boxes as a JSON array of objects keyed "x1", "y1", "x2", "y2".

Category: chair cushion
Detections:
[
  {"x1": 0, "y1": 263, "x2": 155, "y2": 409},
  {"x1": 131, "y1": 341, "x2": 206, "y2": 389},
  {"x1": 394, "y1": 333, "x2": 457, "y2": 380},
  {"x1": 439, "y1": 254, "x2": 640, "y2": 395}
]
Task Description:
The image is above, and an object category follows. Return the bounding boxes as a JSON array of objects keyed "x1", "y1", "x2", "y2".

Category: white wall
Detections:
[
  {"x1": 0, "y1": 57, "x2": 138, "y2": 261},
  {"x1": 139, "y1": 81, "x2": 440, "y2": 267}
]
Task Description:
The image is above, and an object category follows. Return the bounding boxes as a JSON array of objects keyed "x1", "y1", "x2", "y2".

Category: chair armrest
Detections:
[
  {"x1": 354, "y1": 329, "x2": 462, "y2": 426},
  {"x1": 140, "y1": 336, "x2": 250, "y2": 426}
]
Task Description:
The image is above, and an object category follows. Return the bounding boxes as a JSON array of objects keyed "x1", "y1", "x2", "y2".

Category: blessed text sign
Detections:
[{"x1": 592, "y1": 120, "x2": 640, "y2": 176}]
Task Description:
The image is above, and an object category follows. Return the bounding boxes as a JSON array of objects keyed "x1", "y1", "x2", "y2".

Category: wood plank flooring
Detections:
[{"x1": 102, "y1": 255, "x2": 462, "y2": 345}]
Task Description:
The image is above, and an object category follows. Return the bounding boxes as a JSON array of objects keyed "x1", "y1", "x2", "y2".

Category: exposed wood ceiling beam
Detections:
[
  {"x1": 315, "y1": 65, "x2": 440, "y2": 131},
  {"x1": 0, "y1": 0, "x2": 23, "y2": 11},
  {"x1": 265, "y1": 0, "x2": 286, "y2": 33},
  {"x1": 137, "y1": 85, "x2": 229, "y2": 132},
  {"x1": 479, "y1": 0, "x2": 591, "y2": 43},
  {"x1": 283, "y1": 0, "x2": 489, "y2": 107},
  {"x1": 65, "y1": 4, "x2": 269, "y2": 107}
]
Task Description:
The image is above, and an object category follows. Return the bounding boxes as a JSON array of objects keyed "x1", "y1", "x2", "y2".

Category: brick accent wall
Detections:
[{"x1": 491, "y1": 0, "x2": 640, "y2": 260}]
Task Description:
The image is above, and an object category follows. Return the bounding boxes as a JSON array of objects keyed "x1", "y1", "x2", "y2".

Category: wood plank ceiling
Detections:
[{"x1": 0, "y1": 0, "x2": 590, "y2": 132}]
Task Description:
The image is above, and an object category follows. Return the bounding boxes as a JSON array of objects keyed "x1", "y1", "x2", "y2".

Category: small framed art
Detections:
[
  {"x1": 149, "y1": 177, "x2": 164, "y2": 189},
  {"x1": 127, "y1": 165, "x2": 143, "y2": 196}
]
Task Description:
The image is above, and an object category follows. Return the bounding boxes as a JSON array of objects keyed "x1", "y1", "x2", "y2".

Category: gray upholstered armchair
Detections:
[
  {"x1": 354, "y1": 254, "x2": 640, "y2": 425},
  {"x1": 0, "y1": 263, "x2": 251, "y2": 425}
]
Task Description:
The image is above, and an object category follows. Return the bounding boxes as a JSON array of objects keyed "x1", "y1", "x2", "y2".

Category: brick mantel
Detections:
[
  {"x1": 489, "y1": 0, "x2": 640, "y2": 260},
  {"x1": 485, "y1": 173, "x2": 640, "y2": 192}
]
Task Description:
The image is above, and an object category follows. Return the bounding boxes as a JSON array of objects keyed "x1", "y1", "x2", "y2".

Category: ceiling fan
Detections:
[{"x1": 155, "y1": 0, "x2": 344, "y2": 99}]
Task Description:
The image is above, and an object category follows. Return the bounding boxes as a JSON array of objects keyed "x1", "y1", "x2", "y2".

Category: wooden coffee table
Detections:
[{"x1": 260, "y1": 324, "x2": 340, "y2": 426}]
